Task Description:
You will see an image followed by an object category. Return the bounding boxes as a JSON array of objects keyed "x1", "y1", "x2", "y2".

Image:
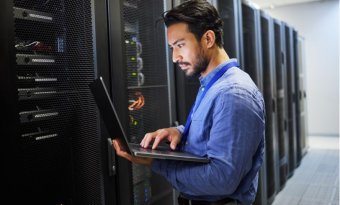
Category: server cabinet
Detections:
[
  {"x1": 260, "y1": 11, "x2": 280, "y2": 205},
  {"x1": 107, "y1": 0, "x2": 175, "y2": 204},
  {"x1": 273, "y1": 19, "x2": 289, "y2": 191},
  {"x1": 1, "y1": 0, "x2": 116, "y2": 204},
  {"x1": 284, "y1": 24, "x2": 297, "y2": 177},
  {"x1": 293, "y1": 29, "x2": 302, "y2": 166},
  {"x1": 296, "y1": 35, "x2": 308, "y2": 157},
  {"x1": 241, "y1": 3, "x2": 267, "y2": 205},
  {"x1": 211, "y1": 0, "x2": 244, "y2": 66},
  {"x1": 242, "y1": 3, "x2": 263, "y2": 90}
]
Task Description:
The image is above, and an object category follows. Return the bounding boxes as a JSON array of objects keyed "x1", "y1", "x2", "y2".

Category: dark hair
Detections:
[{"x1": 163, "y1": 0, "x2": 224, "y2": 48}]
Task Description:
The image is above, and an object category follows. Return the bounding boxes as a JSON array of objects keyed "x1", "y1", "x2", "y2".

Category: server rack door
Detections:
[
  {"x1": 285, "y1": 24, "x2": 297, "y2": 177},
  {"x1": 280, "y1": 20, "x2": 291, "y2": 190},
  {"x1": 260, "y1": 11, "x2": 280, "y2": 204},
  {"x1": 242, "y1": 3, "x2": 263, "y2": 91},
  {"x1": 273, "y1": 20, "x2": 289, "y2": 191},
  {"x1": 293, "y1": 29, "x2": 302, "y2": 167},
  {"x1": 297, "y1": 36, "x2": 309, "y2": 157},
  {"x1": 241, "y1": 4, "x2": 267, "y2": 205},
  {"x1": 0, "y1": 1, "x2": 19, "y2": 202},
  {"x1": 108, "y1": 0, "x2": 174, "y2": 204},
  {"x1": 93, "y1": 0, "x2": 119, "y2": 204},
  {"x1": 1, "y1": 0, "x2": 112, "y2": 204},
  {"x1": 213, "y1": 0, "x2": 244, "y2": 67}
]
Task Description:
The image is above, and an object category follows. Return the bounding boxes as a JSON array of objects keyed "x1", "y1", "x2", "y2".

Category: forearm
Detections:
[{"x1": 152, "y1": 158, "x2": 240, "y2": 196}]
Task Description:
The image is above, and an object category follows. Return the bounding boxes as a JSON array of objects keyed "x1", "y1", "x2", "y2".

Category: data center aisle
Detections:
[{"x1": 272, "y1": 136, "x2": 339, "y2": 205}]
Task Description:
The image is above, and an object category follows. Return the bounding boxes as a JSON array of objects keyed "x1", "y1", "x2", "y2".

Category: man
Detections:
[{"x1": 112, "y1": 0, "x2": 265, "y2": 204}]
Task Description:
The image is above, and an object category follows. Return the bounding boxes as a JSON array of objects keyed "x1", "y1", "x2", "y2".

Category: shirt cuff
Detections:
[{"x1": 174, "y1": 125, "x2": 185, "y2": 134}]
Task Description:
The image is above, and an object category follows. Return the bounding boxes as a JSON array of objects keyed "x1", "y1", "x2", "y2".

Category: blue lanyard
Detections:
[{"x1": 180, "y1": 61, "x2": 239, "y2": 147}]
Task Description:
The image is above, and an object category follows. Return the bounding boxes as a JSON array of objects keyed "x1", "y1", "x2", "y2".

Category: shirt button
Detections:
[{"x1": 201, "y1": 88, "x2": 205, "y2": 91}]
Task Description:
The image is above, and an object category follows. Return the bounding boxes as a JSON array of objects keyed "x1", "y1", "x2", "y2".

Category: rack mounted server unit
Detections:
[
  {"x1": 1, "y1": 0, "x2": 118, "y2": 204},
  {"x1": 107, "y1": 0, "x2": 175, "y2": 204}
]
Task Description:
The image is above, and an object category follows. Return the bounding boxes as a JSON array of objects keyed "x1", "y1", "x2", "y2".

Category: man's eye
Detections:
[{"x1": 178, "y1": 43, "x2": 184, "y2": 48}]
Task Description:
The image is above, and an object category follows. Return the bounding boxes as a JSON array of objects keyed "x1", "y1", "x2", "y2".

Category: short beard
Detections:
[{"x1": 190, "y1": 47, "x2": 209, "y2": 77}]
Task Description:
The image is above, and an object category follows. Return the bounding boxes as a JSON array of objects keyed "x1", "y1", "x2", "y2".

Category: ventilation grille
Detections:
[
  {"x1": 13, "y1": 0, "x2": 103, "y2": 204},
  {"x1": 122, "y1": 0, "x2": 172, "y2": 204}
]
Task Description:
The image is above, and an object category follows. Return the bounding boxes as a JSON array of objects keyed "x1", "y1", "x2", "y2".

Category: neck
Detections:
[{"x1": 200, "y1": 47, "x2": 230, "y2": 77}]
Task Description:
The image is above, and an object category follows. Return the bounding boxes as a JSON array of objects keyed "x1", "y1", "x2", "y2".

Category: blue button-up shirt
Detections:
[{"x1": 152, "y1": 59, "x2": 265, "y2": 205}]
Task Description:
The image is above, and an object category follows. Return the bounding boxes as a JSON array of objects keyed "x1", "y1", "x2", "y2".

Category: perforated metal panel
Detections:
[
  {"x1": 214, "y1": 0, "x2": 244, "y2": 66},
  {"x1": 121, "y1": 0, "x2": 173, "y2": 204},
  {"x1": 274, "y1": 20, "x2": 289, "y2": 190},
  {"x1": 285, "y1": 24, "x2": 297, "y2": 176},
  {"x1": 260, "y1": 12, "x2": 279, "y2": 204},
  {"x1": 242, "y1": 4, "x2": 263, "y2": 91},
  {"x1": 9, "y1": 0, "x2": 103, "y2": 204},
  {"x1": 242, "y1": 4, "x2": 267, "y2": 205}
]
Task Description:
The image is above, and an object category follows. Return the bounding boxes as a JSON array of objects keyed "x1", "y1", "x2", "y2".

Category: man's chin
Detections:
[
  {"x1": 180, "y1": 66, "x2": 200, "y2": 77},
  {"x1": 180, "y1": 67, "x2": 191, "y2": 75},
  {"x1": 184, "y1": 70, "x2": 200, "y2": 78},
  {"x1": 184, "y1": 70, "x2": 194, "y2": 77}
]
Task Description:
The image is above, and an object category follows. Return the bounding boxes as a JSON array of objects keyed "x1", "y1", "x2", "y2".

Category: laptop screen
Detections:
[
  {"x1": 89, "y1": 77, "x2": 209, "y2": 163},
  {"x1": 89, "y1": 77, "x2": 132, "y2": 154}
]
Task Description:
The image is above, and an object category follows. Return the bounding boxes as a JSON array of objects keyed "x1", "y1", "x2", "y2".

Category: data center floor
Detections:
[{"x1": 272, "y1": 135, "x2": 339, "y2": 205}]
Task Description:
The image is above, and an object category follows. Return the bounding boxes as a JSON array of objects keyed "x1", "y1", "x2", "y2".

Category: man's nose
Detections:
[{"x1": 172, "y1": 49, "x2": 182, "y2": 63}]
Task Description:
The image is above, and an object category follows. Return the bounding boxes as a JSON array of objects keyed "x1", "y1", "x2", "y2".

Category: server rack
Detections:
[
  {"x1": 260, "y1": 11, "x2": 280, "y2": 204},
  {"x1": 242, "y1": 3, "x2": 263, "y2": 90},
  {"x1": 107, "y1": 0, "x2": 175, "y2": 204},
  {"x1": 296, "y1": 35, "x2": 309, "y2": 158},
  {"x1": 273, "y1": 19, "x2": 289, "y2": 191},
  {"x1": 241, "y1": 3, "x2": 267, "y2": 205},
  {"x1": 284, "y1": 24, "x2": 297, "y2": 177},
  {"x1": 293, "y1": 29, "x2": 302, "y2": 166},
  {"x1": 211, "y1": 0, "x2": 244, "y2": 66},
  {"x1": 1, "y1": 0, "x2": 116, "y2": 204}
]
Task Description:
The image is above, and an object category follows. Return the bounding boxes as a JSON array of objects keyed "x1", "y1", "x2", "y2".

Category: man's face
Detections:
[{"x1": 167, "y1": 23, "x2": 209, "y2": 77}]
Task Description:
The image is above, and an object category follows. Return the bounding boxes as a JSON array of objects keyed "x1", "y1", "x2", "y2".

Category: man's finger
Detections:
[
  {"x1": 112, "y1": 139, "x2": 126, "y2": 153},
  {"x1": 170, "y1": 136, "x2": 181, "y2": 150},
  {"x1": 152, "y1": 135, "x2": 163, "y2": 149},
  {"x1": 112, "y1": 140, "x2": 133, "y2": 160},
  {"x1": 152, "y1": 129, "x2": 170, "y2": 149},
  {"x1": 140, "y1": 134, "x2": 147, "y2": 146},
  {"x1": 112, "y1": 140, "x2": 119, "y2": 150},
  {"x1": 141, "y1": 133, "x2": 154, "y2": 148}
]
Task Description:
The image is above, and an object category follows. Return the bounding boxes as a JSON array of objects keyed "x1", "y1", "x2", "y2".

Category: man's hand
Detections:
[
  {"x1": 140, "y1": 127, "x2": 181, "y2": 150},
  {"x1": 112, "y1": 139, "x2": 153, "y2": 166}
]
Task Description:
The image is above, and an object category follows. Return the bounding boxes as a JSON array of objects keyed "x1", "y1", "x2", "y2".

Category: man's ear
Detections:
[{"x1": 202, "y1": 30, "x2": 216, "y2": 48}]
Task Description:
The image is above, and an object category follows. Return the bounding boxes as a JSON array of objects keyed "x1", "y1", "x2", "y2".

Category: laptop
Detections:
[{"x1": 89, "y1": 77, "x2": 209, "y2": 163}]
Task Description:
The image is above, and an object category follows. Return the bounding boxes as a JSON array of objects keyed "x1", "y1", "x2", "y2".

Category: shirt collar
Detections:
[{"x1": 199, "y1": 58, "x2": 238, "y2": 87}]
